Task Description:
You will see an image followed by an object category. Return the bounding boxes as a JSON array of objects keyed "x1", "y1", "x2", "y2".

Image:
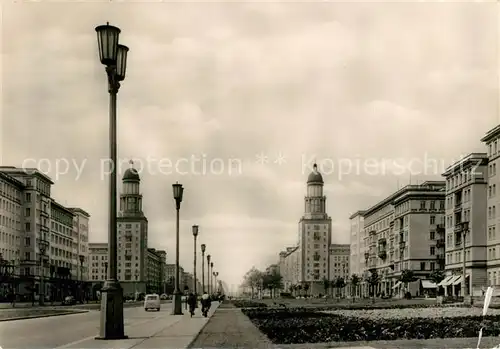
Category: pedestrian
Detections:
[
  {"x1": 187, "y1": 292, "x2": 197, "y2": 317},
  {"x1": 201, "y1": 291, "x2": 211, "y2": 317}
]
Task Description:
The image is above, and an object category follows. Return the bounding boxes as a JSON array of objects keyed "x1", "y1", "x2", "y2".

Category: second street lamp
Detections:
[
  {"x1": 94, "y1": 22, "x2": 129, "y2": 340},
  {"x1": 201, "y1": 244, "x2": 206, "y2": 293},
  {"x1": 210, "y1": 262, "x2": 214, "y2": 293},
  {"x1": 192, "y1": 225, "x2": 199, "y2": 296},
  {"x1": 172, "y1": 182, "x2": 184, "y2": 315},
  {"x1": 207, "y1": 254, "x2": 211, "y2": 294},
  {"x1": 39, "y1": 239, "x2": 49, "y2": 306}
]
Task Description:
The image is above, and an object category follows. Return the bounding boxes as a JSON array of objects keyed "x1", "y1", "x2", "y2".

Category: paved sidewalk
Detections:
[{"x1": 60, "y1": 302, "x2": 220, "y2": 349}]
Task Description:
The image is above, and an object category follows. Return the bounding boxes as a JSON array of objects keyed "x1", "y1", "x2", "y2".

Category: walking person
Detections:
[
  {"x1": 187, "y1": 292, "x2": 197, "y2": 317},
  {"x1": 201, "y1": 291, "x2": 211, "y2": 317}
]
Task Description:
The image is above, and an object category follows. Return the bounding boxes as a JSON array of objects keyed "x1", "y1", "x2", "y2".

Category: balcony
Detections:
[
  {"x1": 378, "y1": 250, "x2": 387, "y2": 259},
  {"x1": 454, "y1": 225, "x2": 463, "y2": 233},
  {"x1": 436, "y1": 239, "x2": 445, "y2": 248},
  {"x1": 455, "y1": 239, "x2": 463, "y2": 247},
  {"x1": 364, "y1": 252, "x2": 370, "y2": 260},
  {"x1": 378, "y1": 238, "x2": 387, "y2": 245},
  {"x1": 454, "y1": 202, "x2": 462, "y2": 213},
  {"x1": 399, "y1": 240, "x2": 405, "y2": 248},
  {"x1": 436, "y1": 254, "x2": 445, "y2": 260}
]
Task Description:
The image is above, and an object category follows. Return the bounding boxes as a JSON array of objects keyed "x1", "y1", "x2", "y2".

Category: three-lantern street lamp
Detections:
[
  {"x1": 192, "y1": 225, "x2": 199, "y2": 299},
  {"x1": 79, "y1": 255, "x2": 85, "y2": 303},
  {"x1": 201, "y1": 244, "x2": 206, "y2": 293},
  {"x1": 94, "y1": 22, "x2": 129, "y2": 340},
  {"x1": 213, "y1": 271, "x2": 219, "y2": 293},
  {"x1": 210, "y1": 262, "x2": 214, "y2": 293},
  {"x1": 172, "y1": 182, "x2": 184, "y2": 315}
]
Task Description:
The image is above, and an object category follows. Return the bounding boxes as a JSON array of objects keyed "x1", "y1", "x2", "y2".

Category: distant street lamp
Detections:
[
  {"x1": 210, "y1": 262, "x2": 214, "y2": 293},
  {"x1": 79, "y1": 255, "x2": 85, "y2": 303},
  {"x1": 39, "y1": 239, "x2": 49, "y2": 306},
  {"x1": 94, "y1": 22, "x2": 130, "y2": 340},
  {"x1": 104, "y1": 262, "x2": 108, "y2": 277},
  {"x1": 192, "y1": 225, "x2": 199, "y2": 296},
  {"x1": 134, "y1": 269, "x2": 139, "y2": 301},
  {"x1": 460, "y1": 222, "x2": 469, "y2": 300},
  {"x1": 201, "y1": 244, "x2": 206, "y2": 293},
  {"x1": 207, "y1": 255, "x2": 211, "y2": 294},
  {"x1": 172, "y1": 182, "x2": 184, "y2": 315},
  {"x1": 213, "y1": 271, "x2": 219, "y2": 293}
]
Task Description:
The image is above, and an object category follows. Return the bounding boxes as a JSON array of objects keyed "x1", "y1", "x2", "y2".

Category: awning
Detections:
[
  {"x1": 421, "y1": 280, "x2": 437, "y2": 289},
  {"x1": 452, "y1": 276, "x2": 464, "y2": 286},
  {"x1": 438, "y1": 276, "x2": 454, "y2": 286},
  {"x1": 392, "y1": 281, "x2": 402, "y2": 289}
]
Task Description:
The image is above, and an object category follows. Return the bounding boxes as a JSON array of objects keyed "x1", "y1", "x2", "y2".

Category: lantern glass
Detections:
[
  {"x1": 39, "y1": 240, "x2": 49, "y2": 255},
  {"x1": 172, "y1": 183, "x2": 183, "y2": 201},
  {"x1": 116, "y1": 44, "x2": 129, "y2": 81},
  {"x1": 95, "y1": 24, "x2": 121, "y2": 66},
  {"x1": 201, "y1": 244, "x2": 206, "y2": 253},
  {"x1": 207, "y1": 254, "x2": 211, "y2": 263},
  {"x1": 79, "y1": 255, "x2": 85, "y2": 263},
  {"x1": 192, "y1": 225, "x2": 199, "y2": 236},
  {"x1": 211, "y1": 262, "x2": 213, "y2": 268}
]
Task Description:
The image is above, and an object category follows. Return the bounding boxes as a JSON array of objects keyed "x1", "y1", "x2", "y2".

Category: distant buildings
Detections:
[{"x1": 278, "y1": 164, "x2": 350, "y2": 296}]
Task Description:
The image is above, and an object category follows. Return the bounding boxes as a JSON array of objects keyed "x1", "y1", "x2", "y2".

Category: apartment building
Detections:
[
  {"x1": 329, "y1": 244, "x2": 350, "y2": 281},
  {"x1": 360, "y1": 181, "x2": 445, "y2": 296},
  {"x1": 349, "y1": 211, "x2": 365, "y2": 276},
  {"x1": 146, "y1": 248, "x2": 166, "y2": 294},
  {"x1": 0, "y1": 167, "x2": 90, "y2": 298},
  {"x1": 278, "y1": 246, "x2": 300, "y2": 291},
  {"x1": 482, "y1": 126, "x2": 500, "y2": 287},
  {"x1": 68, "y1": 208, "x2": 90, "y2": 281},
  {"x1": 165, "y1": 264, "x2": 185, "y2": 293}
]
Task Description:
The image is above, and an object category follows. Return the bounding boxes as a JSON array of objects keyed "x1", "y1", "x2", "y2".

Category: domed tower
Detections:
[
  {"x1": 117, "y1": 161, "x2": 148, "y2": 295},
  {"x1": 119, "y1": 165, "x2": 143, "y2": 216},
  {"x1": 305, "y1": 163, "x2": 327, "y2": 218},
  {"x1": 297, "y1": 162, "x2": 332, "y2": 297}
]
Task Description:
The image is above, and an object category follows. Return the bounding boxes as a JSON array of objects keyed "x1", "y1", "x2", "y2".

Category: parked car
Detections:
[
  {"x1": 63, "y1": 296, "x2": 76, "y2": 305},
  {"x1": 144, "y1": 294, "x2": 161, "y2": 311}
]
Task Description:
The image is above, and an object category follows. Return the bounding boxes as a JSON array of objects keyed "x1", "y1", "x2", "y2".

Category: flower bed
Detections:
[
  {"x1": 231, "y1": 300, "x2": 267, "y2": 308},
  {"x1": 242, "y1": 308, "x2": 500, "y2": 344},
  {"x1": 323, "y1": 307, "x2": 500, "y2": 319}
]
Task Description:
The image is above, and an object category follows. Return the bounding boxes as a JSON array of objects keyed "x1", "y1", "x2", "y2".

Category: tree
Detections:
[
  {"x1": 303, "y1": 282, "x2": 309, "y2": 296},
  {"x1": 242, "y1": 267, "x2": 264, "y2": 298},
  {"x1": 400, "y1": 269, "x2": 417, "y2": 297},
  {"x1": 350, "y1": 274, "x2": 360, "y2": 302},
  {"x1": 262, "y1": 265, "x2": 283, "y2": 298},
  {"x1": 429, "y1": 269, "x2": 445, "y2": 296},
  {"x1": 335, "y1": 277, "x2": 346, "y2": 298},
  {"x1": 367, "y1": 269, "x2": 379, "y2": 303},
  {"x1": 322, "y1": 277, "x2": 330, "y2": 297}
]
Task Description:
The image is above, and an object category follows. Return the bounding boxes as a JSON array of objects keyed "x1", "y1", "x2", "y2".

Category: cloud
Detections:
[{"x1": 2, "y1": 1, "x2": 497, "y2": 286}]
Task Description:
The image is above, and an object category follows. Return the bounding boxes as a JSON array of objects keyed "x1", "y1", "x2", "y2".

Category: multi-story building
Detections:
[
  {"x1": 68, "y1": 208, "x2": 90, "y2": 281},
  {"x1": 298, "y1": 164, "x2": 332, "y2": 295},
  {"x1": 440, "y1": 153, "x2": 488, "y2": 296},
  {"x1": 359, "y1": 181, "x2": 446, "y2": 296},
  {"x1": 89, "y1": 242, "x2": 108, "y2": 282},
  {"x1": 146, "y1": 248, "x2": 166, "y2": 294},
  {"x1": 117, "y1": 166, "x2": 148, "y2": 295},
  {"x1": 349, "y1": 211, "x2": 365, "y2": 276},
  {"x1": 482, "y1": 126, "x2": 500, "y2": 287},
  {"x1": 279, "y1": 246, "x2": 300, "y2": 292},
  {"x1": 329, "y1": 244, "x2": 350, "y2": 281},
  {"x1": 165, "y1": 264, "x2": 185, "y2": 294}
]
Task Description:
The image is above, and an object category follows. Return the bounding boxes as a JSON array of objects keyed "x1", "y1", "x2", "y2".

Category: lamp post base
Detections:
[
  {"x1": 171, "y1": 292, "x2": 183, "y2": 315},
  {"x1": 95, "y1": 280, "x2": 128, "y2": 340}
]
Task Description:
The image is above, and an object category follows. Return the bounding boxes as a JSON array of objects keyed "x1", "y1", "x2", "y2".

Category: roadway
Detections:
[{"x1": 0, "y1": 304, "x2": 177, "y2": 349}]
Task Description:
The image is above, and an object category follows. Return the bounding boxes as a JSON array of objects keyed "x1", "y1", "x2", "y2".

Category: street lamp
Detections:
[
  {"x1": 210, "y1": 262, "x2": 214, "y2": 294},
  {"x1": 364, "y1": 252, "x2": 369, "y2": 297},
  {"x1": 213, "y1": 271, "x2": 219, "y2": 293},
  {"x1": 172, "y1": 182, "x2": 184, "y2": 315},
  {"x1": 207, "y1": 255, "x2": 211, "y2": 294},
  {"x1": 39, "y1": 239, "x2": 49, "y2": 306},
  {"x1": 79, "y1": 255, "x2": 85, "y2": 303},
  {"x1": 192, "y1": 225, "x2": 199, "y2": 296},
  {"x1": 201, "y1": 244, "x2": 206, "y2": 293},
  {"x1": 460, "y1": 222, "x2": 469, "y2": 300},
  {"x1": 104, "y1": 262, "x2": 108, "y2": 277},
  {"x1": 94, "y1": 22, "x2": 130, "y2": 341}
]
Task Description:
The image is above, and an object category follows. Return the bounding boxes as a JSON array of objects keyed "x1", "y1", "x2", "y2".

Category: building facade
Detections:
[
  {"x1": 146, "y1": 248, "x2": 166, "y2": 294},
  {"x1": 329, "y1": 244, "x2": 350, "y2": 281},
  {"x1": 68, "y1": 208, "x2": 90, "y2": 281},
  {"x1": 0, "y1": 167, "x2": 91, "y2": 300},
  {"x1": 440, "y1": 153, "x2": 489, "y2": 296},
  {"x1": 358, "y1": 181, "x2": 446, "y2": 296},
  {"x1": 482, "y1": 126, "x2": 500, "y2": 287},
  {"x1": 349, "y1": 211, "x2": 365, "y2": 276}
]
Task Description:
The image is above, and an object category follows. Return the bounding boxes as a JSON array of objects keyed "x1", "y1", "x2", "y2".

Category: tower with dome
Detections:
[
  {"x1": 297, "y1": 163, "x2": 332, "y2": 295},
  {"x1": 116, "y1": 163, "x2": 149, "y2": 296}
]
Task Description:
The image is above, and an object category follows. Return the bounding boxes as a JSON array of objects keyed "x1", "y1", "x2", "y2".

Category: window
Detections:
[
  {"x1": 430, "y1": 216, "x2": 435, "y2": 225},
  {"x1": 430, "y1": 231, "x2": 435, "y2": 240},
  {"x1": 25, "y1": 193, "x2": 31, "y2": 202},
  {"x1": 24, "y1": 252, "x2": 30, "y2": 260},
  {"x1": 25, "y1": 223, "x2": 31, "y2": 232},
  {"x1": 420, "y1": 262, "x2": 426, "y2": 270},
  {"x1": 25, "y1": 237, "x2": 30, "y2": 246},
  {"x1": 430, "y1": 246, "x2": 435, "y2": 255},
  {"x1": 430, "y1": 201, "x2": 435, "y2": 210},
  {"x1": 25, "y1": 208, "x2": 30, "y2": 217},
  {"x1": 420, "y1": 201, "x2": 426, "y2": 209}
]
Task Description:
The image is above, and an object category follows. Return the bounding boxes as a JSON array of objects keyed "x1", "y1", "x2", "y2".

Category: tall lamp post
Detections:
[
  {"x1": 95, "y1": 22, "x2": 130, "y2": 340},
  {"x1": 210, "y1": 262, "x2": 214, "y2": 294},
  {"x1": 134, "y1": 269, "x2": 139, "y2": 300},
  {"x1": 79, "y1": 255, "x2": 85, "y2": 303},
  {"x1": 201, "y1": 244, "x2": 206, "y2": 293},
  {"x1": 364, "y1": 252, "x2": 369, "y2": 298},
  {"x1": 172, "y1": 182, "x2": 184, "y2": 315},
  {"x1": 39, "y1": 239, "x2": 49, "y2": 306},
  {"x1": 192, "y1": 225, "x2": 199, "y2": 296},
  {"x1": 206, "y1": 255, "x2": 211, "y2": 294},
  {"x1": 460, "y1": 222, "x2": 469, "y2": 300},
  {"x1": 104, "y1": 262, "x2": 108, "y2": 277},
  {"x1": 213, "y1": 271, "x2": 219, "y2": 293}
]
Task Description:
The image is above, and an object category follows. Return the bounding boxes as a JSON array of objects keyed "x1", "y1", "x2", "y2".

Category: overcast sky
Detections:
[{"x1": 2, "y1": 1, "x2": 498, "y2": 288}]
